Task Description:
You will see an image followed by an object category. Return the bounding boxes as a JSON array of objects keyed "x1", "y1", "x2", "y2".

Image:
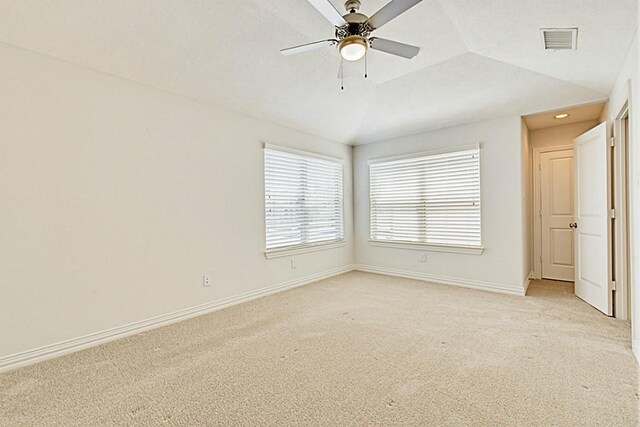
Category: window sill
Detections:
[
  {"x1": 369, "y1": 240, "x2": 484, "y2": 255},
  {"x1": 265, "y1": 240, "x2": 346, "y2": 259}
]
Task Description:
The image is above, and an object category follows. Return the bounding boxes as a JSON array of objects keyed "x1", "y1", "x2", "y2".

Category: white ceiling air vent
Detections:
[{"x1": 541, "y1": 28, "x2": 578, "y2": 50}]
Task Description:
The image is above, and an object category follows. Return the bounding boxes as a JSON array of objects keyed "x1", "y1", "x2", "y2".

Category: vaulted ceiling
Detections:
[{"x1": 0, "y1": 0, "x2": 635, "y2": 144}]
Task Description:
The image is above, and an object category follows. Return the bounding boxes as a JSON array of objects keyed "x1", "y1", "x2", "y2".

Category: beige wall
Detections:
[
  {"x1": 0, "y1": 43, "x2": 354, "y2": 360},
  {"x1": 529, "y1": 121, "x2": 599, "y2": 151}
]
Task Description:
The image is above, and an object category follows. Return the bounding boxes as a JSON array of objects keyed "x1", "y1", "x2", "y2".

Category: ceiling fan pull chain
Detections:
[
  {"x1": 340, "y1": 58, "x2": 344, "y2": 91},
  {"x1": 364, "y1": 50, "x2": 368, "y2": 79}
]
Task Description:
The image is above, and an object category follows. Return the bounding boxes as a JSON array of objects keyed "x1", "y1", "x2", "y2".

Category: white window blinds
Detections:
[
  {"x1": 264, "y1": 146, "x2": 344, "y2": 252},
  {"x1": 369, "y1": 148, "x2": 481, "y2": 247}
]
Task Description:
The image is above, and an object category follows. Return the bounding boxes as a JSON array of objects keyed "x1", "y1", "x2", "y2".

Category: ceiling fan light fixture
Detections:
[{"x1": 339, "y1": 36, "x2": 368, "y2": 61}]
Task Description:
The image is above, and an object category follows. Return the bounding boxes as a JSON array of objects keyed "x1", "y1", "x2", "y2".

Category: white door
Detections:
[
  {"x1": 574, "y1": 123, "x2": 612, "y2": 315},
  {"x1": 541, "y1": 149, "x2": 575, "y2": 281}
]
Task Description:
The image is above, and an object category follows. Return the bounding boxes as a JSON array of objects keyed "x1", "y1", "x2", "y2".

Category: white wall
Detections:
[
  {"x1": 354, "y1": 117, "x2": 528, "y2": 294},
  {"x1": 603, "y1": 20, "x2": 640, "y2": 360},
  {"x1": 0, "y1": 43, "x2": 354, "y2": 361}
]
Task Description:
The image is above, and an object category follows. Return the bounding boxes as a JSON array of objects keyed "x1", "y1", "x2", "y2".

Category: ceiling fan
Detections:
[{"x1": 281, "y1": 0, "x2": 422, "y2": 80}]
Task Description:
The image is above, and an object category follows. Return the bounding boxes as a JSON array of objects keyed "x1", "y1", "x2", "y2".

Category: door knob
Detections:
[{"x1": 569, "y1": 223, "x2": 578, "y2": 229}]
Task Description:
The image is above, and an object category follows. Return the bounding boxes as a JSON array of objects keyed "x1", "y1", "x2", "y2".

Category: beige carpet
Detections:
[{"x1": 1, "y1": 272, "x2": 638, "y2": 426}]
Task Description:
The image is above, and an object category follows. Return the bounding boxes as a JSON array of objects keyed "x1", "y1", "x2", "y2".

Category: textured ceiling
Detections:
[{"x1": 0, "y1": 0, "x2": 635, "y2": 144}]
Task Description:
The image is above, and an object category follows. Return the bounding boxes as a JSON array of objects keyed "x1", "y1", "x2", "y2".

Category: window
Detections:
[
  {"x1": 264, "y1": 144, "x2": 344, "y2": 257},
  {"x1": 369, "y1": 147, "x2": 481, "y2": 252}
]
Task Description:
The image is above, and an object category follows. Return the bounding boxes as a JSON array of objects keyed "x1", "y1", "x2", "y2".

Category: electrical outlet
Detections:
[
  {"x1": 203, "y1": 275, "x2": 211, "y2": 287},
  {"x1": 419, "y1": 253, "x2": 427, "y2": 263},
  {"x1": 290, "y1": 258, "x2": 297, "y2": 269}
]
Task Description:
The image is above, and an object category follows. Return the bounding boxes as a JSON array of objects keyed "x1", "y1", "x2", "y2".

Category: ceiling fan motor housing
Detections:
[{"x1": 335, "y1": 11, "x2": 371, "y2": 40}]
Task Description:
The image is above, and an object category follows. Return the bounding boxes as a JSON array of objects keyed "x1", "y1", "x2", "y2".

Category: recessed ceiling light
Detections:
[{"x1": 555, "y1": 113, "x2": 570, "y2": 119}]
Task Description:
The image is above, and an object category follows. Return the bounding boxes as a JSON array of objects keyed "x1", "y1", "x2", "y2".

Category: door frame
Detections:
[
  {"x1": 533, "y1": 144, "x2": 575, "y2": 280},
  {"x1": 613, "y1": 100, "x2": 631, "y2": 320}
]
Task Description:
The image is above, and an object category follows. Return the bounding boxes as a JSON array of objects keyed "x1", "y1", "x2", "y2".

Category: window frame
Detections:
[
  {"x1": 368, "y1": 144, "x2": 484, "y2": 255},
  {"x1": 263, "y1": 143, "x2": 346, "y2": 259}
]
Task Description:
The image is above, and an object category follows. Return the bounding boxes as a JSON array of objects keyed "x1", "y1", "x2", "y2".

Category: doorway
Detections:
[
  {"x1": 613, "y1": 103, "x2": 631, "y2": 320},
  {"x1": 525, "y1": 110, "x2": 604, "y2": 283},
  {"x1": 524, "y1": 101, "x2": 632, "y2": 320}
]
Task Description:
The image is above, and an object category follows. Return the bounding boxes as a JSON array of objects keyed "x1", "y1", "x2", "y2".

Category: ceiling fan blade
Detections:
[
  {"x1": 367, "y1": 0, "x2": 422, "y2": 30},
  {"x1": 280, "y1": 39, "x2": 337, "y2": 56},
  {"x1": 306, "y1": 0, "x2": 348, "y2": 27},
  {"x1": 369, "y1": 37, "x2": 420, "y2": 59}
]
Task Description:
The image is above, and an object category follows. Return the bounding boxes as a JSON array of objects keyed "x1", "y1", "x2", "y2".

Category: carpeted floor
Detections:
[{"x1": 1, "y1": 272, "x2": 638, "y2": 426}]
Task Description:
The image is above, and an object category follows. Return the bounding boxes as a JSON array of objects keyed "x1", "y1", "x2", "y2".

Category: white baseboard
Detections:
[
  {"x1": 353, "y1": 264, "x2": 526, "y2": 296},
  {"x1": 0, "y1": 265, "x2": 355, "y2": 373},
  {"x1": 0, "y1": 264, "x2": 529, "y2": 372},
  {"x1": 523, "y1": 271, "x2": 535, "y2": 295}
]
